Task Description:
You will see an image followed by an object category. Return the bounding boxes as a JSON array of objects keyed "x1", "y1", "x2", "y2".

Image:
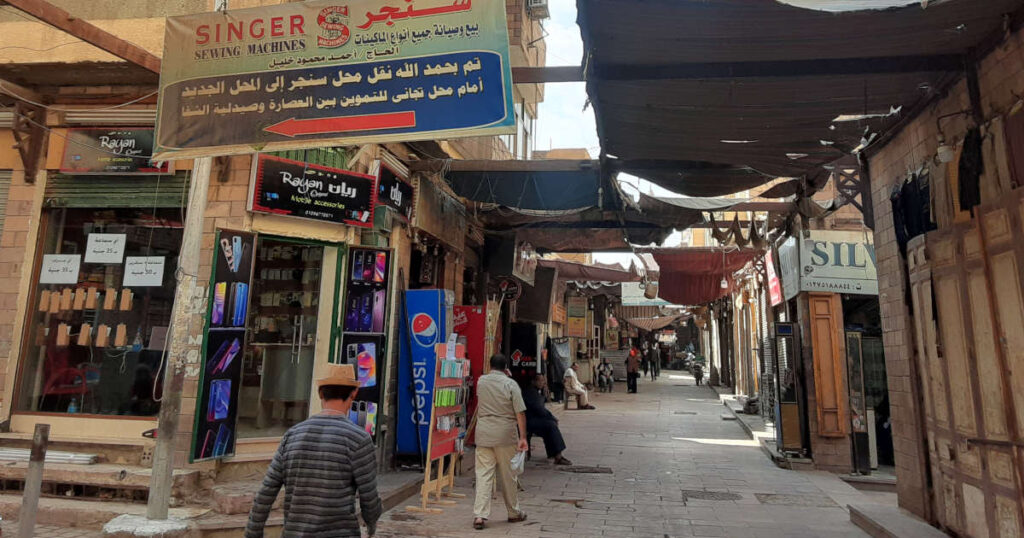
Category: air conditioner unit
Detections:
[{"x1": 526, "y1": 0, "x2": 549, "y2": 20}]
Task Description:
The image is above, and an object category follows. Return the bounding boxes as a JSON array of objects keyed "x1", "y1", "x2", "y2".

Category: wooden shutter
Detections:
[
  {"x1": 44, "y1": 173, "x2": 188, "y2": 208},
  {"x1": 808, "y1": 293, "x2": 848, "y2": 437},
  {"x1": 0, "y1": 171, "x2": 10, "y2": 239}
]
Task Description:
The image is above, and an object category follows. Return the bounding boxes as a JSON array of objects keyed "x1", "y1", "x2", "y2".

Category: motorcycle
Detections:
[{"x1": 692, "y1": 363, "x2": 704, "y2": 386}]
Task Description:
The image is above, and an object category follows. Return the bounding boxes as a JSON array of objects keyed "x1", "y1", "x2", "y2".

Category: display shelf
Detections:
[
  {"x1": 434, "y1": 377, "x2": 466, "y2": 388},
  {"x1": 254, "y1": 306, "x2": 317, "y2": 316},
  {"x1": 251, "y1": 280, "x2": 319, "y2": 290},
  {"x1": 254, "y1": 259, "x2": 322, "y2": 269},
  {"x1": 348, "y1": 279, "x2": 387, "y2": 287},
  {"x1": 342, "y1": 330, "x2": 386, "y2": 337}
]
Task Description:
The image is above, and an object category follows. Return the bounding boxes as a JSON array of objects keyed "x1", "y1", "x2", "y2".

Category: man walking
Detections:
[
  {"x1": 522, "y1": 375, "x2": 573, "y2": 465},
  {"x1": 246, "y1": 364, "x2": 381, "y2": 538},
  {"x1": 626, "y1": 347, "x2": 641, "y2": 393},
  {"x1": 563, "y1": 363, "x2": 596, "y2": 409},
  {"x1": 473, "y1": 354, "x2": 529, "y2": 530}
]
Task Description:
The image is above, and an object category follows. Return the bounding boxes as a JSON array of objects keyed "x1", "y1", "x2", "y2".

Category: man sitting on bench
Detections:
[
  {"x1": 521, "y1": 375, "x2": 573, "y2": 465},
  {"x1": 563, "y1": 363, "x2": 595, "y2": 410}
]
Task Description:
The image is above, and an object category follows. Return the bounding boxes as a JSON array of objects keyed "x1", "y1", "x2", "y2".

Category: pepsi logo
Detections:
[{"x1": 411, "y1": 313, "x2": 438, "y2": 347}]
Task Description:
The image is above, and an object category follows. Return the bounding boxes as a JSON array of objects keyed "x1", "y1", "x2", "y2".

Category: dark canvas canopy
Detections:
[{"x1": 578, "y1": 0, "x2": 1023, "y2": 188}]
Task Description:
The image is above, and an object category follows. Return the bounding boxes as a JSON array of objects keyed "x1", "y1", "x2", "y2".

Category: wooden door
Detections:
[
  {"x1": 808, "y1": 293, "x2": 848, "y2": 438},
  {"x1": 909, "y1": 188, "x2": 1024, "y2": 537}
]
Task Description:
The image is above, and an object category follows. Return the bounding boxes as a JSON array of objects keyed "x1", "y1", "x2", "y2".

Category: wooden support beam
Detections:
[
  {"x1": 593, "y1": 54, "x2": 963, "y2": 81},
  {"x1": 511, "y1": 65, "x2": 584, "y2": 84},
  {"x1": 4, "y1": 0, "x2": 161, "y2": 73},
  {"x1": 0, "y1": 78, "x2": 45, "y2": 104},
  {"x1": 408, "y1": 159, "x2": 599, "y2": 173}
]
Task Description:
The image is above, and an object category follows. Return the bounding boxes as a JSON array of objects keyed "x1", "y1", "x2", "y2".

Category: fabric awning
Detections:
[
  {"x1": 539, "y1": 259, "x2": 641, "y2": 282},
  {"x1": 624, "y1": 315, "x2": 685, "y2": 332},
  {"x1": 648, "y1": 248, "x2": 761, "y2": 306}
]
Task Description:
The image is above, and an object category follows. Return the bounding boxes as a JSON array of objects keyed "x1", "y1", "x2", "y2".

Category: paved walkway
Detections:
[{"x1": 375, "y1": 370, "x2": 873, "y2": 538}]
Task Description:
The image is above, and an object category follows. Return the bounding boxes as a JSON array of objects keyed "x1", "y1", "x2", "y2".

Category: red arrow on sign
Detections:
[{"x1": 264, "y1": 111, "x2": 417, "y2": 137}]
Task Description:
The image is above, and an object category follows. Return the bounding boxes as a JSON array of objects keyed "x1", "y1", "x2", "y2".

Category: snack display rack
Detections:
[{"x1": 407, "y1": 341, "x2": 470, "y2": 514}]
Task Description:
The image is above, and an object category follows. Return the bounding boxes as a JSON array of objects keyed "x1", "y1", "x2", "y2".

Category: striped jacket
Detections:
[{"x1": 245, "y1": 414, "x2": 382, "y2": 537}]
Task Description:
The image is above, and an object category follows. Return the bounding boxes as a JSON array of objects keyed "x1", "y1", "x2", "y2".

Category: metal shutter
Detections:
[
  {"x1": 44, "y1": 173, "x2": 189, "y2": 208},
  {"x1": 0, "y1": 171, "x2": 10, "y2": 239},
  {"x1": 269, "y1": 147, "x2": 351, "y2": 169}
]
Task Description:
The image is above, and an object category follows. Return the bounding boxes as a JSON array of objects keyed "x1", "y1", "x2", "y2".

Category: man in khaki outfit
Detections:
[{"x1": 472, "y1": 354, "x2": 528, "y2": 530}]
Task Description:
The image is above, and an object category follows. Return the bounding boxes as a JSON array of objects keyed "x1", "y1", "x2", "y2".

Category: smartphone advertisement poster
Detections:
[{"x1": 192, "y1": 230, "x2": 256, "y2": 462}]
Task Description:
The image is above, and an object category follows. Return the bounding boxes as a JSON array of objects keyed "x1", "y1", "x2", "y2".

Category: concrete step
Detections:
[
  {"x1": 841, "y1": 473, "x2": 898, "y2": 493},
  {"x1": 0, "y1": 433, "x2": 152, "y2": 466},
  {"x1": 0, "y1": 462, "x2": 200, "y2": 498},
  {"x1": 0, "y1": 494, "x2": 208, "y2": 530},
  {"x1": 849, "y1": 503, "x2": 947, "y2": 538}
]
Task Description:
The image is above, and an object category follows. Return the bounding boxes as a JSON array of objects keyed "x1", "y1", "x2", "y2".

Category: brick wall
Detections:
[
  {"x1": 865, "y1": 26, "x2": 1024, "y2": 521},
  {"x1": 0, "y1": 169, "x2": 42, "y2": 418}
]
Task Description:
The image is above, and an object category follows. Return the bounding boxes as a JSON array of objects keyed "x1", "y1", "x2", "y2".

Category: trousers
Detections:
[
  {"x1": 527, "y1": 418, "x2": 567, "y2": 458},
  {"x1": 627, "y1": 372, "x2": 639, "y2": 393},
  {"x1": 474, "y1": 444, "x2": 522, "y2": 520},
  {"x1": 565, "y1": 385, "x2": 590, "y2": 406}
]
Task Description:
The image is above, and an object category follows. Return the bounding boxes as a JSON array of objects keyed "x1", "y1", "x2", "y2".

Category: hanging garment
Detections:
[
  {"x1": 957, "y1": 127, "x2": 984, "y2": 211},
  {"x1": 991, "y1": 115, "x2": 1015, "y2": 192},
  {"x1": 890, "y1": 185, "x2": 909, "y2": 255},
  {"x1": 929, "y1": 160, "x2": 953, "y2": 229}
]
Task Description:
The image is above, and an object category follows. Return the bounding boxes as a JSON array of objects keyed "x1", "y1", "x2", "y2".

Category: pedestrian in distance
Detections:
[
  {"x1": 473, "y1": 354, "x2": 529, "y2": 531},
  {"x1": 564, "y1": 363, "x2": 596, "y2": 409},
  {"x1": 245, "y1": 364, "x2": 381, "y2": 538},
  {"x1": 597, "y1": 357, "x2": 614, "y2": 392},
  {"x1": 626, "y1": 347, "x2": 641, "y2": 393},
  {"x1": 521, "y1": 375, "x2": 573, "y2": 465}
]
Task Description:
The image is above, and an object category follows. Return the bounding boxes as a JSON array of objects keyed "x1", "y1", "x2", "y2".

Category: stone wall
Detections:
[{"x1": 865, "y1": 26, "x2": 1024, "y2": 520}]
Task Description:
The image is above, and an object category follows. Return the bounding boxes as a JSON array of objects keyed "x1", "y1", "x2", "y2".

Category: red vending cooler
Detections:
[{"x1": 454, "y1": 305, "x2": 488, "y2": 442}]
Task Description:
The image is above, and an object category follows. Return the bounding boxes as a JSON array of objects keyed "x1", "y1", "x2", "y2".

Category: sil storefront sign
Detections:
[
  {"x1": 155, "y1": 0, "x2": 515, "y2": 158},
  {"x1": 249, "y1": 154, "x2": 376, "y2": 227}
]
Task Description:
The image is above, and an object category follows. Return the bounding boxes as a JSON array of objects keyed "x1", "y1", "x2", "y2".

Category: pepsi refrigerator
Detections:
[{"x1": 397, "y1": 289, "x2": 454, "y2": 456}]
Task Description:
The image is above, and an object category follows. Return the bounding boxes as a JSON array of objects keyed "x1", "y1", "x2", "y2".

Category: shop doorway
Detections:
[
  {"x1": 237, "y1": 237, "x2": 326, "y2": 439},
  {"x1": 842, "y1": 295, "x2": 893, "y2": 474}
]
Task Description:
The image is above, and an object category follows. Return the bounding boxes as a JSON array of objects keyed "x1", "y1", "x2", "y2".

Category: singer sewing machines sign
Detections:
[
  {"x1": 250, "y1": 154, "x2": 376, "y2": 227},
  {"x1": 155, "y1": 0, "x2": 514, "y2": 158}
]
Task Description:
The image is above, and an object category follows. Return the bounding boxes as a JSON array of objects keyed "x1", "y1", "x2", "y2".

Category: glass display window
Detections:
[{"x1": 15, "y1": 207, "x2": 184, "y2": 417}]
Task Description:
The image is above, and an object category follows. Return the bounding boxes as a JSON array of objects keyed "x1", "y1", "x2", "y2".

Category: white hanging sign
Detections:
[
  {"x1": 123, "y1": 256, "x2": 166, "y2": 287},
  {"x1": 39, "y1": 254, "x2": 81, "y2": 284},
  {"x1": 85, "y1": 233, "x2": 127, "y2": 264}
]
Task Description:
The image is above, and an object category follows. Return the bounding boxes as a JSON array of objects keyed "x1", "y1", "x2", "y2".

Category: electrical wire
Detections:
[
  {"x1": 0, "y1": 101, "x2": 159, "y2": 159},
  {"x1": 0, "y1": 42, "x2": 87, "y2": 54}
]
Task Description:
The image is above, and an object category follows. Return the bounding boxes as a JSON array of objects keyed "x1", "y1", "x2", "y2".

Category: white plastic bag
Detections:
[{"x1": 510, "y1": 450, "x2": 526, "y2": 475}]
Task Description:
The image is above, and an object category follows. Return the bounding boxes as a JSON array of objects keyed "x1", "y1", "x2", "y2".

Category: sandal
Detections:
[
  {"x1": 473, "y1": 518, "x2": 486, "y2": 530},
  {"x1": 508, "y1": 512, "x2": 528, "y2": 523}
]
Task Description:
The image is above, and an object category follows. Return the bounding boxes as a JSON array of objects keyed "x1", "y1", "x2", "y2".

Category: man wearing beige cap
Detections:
[{"x1": 246, "y1": 364, "x2": 382, "y2": 537}]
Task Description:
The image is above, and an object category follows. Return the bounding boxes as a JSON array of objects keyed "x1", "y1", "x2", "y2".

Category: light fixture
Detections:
[
  {"x1": 936, "y1": 137, "x2": 955, "y2": 163},
  {"x1": 720, "y1": 278, "x2": 729, "y2": 289}
]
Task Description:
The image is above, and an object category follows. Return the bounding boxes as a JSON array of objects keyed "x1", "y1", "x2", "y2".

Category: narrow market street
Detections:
[{"x1": 375, "y1": 371, "x2": 879, "y2": 538}]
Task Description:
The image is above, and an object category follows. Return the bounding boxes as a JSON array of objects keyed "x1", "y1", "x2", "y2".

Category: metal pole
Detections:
[
  {"x1": 146, "y1": 156, "x2": 212, "y2": 520},
  {"x1": 18, "y1": 423, "x2": 49, "y2": 538}
]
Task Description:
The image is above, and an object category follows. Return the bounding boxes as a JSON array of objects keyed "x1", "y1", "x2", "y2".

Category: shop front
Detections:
[
  {"x1": 191, "y1": 151, "x2": 398, "y2": 461},
  {"x1": 9, "y1": 127, "x2": 184, "y2": 440},
  {"x1": 777, "y1": 228, "x2": 891, "y2": 473}
]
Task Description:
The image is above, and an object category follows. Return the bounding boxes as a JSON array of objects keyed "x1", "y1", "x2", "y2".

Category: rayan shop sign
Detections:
[
  {"x1": 154, "y1": 0, "x2": 515, "y2": 159},
  {"x1": 249, "y1": 154, "x2": 375, "y2": 227},
  {"x1": 779, "y1": 230, "x2": 878, "y2": 298}
]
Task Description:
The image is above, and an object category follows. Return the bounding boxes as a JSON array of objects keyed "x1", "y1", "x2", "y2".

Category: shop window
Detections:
[
  {"x1": 15, "y1": 208, "x2": 184, "y2": 417},
  {"x1": 237, "y1": 238, "x2": 325, "y2": 439}
]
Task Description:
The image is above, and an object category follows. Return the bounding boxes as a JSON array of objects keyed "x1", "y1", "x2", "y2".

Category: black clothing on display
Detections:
[
  {"x1": 958, "y1": 127, "x2": 984, "y2": 211},
  {"x1": 522, "y1": 386, "x2": 567, "y2": 458}
]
